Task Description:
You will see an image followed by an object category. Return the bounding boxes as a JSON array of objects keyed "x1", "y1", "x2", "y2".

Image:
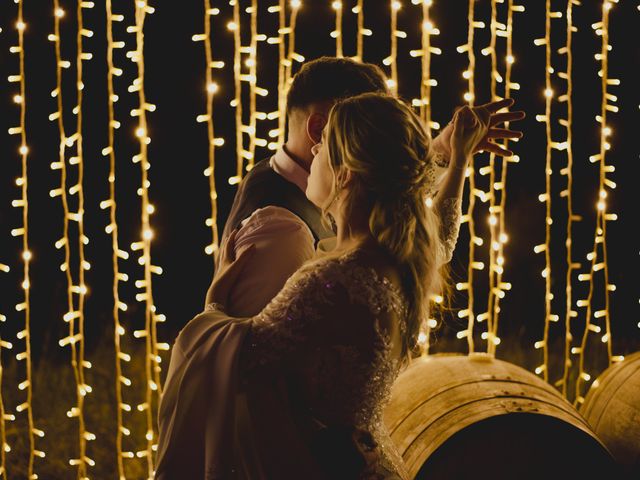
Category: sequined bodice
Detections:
[{"x1": 254, "y1": 251, "x2": 405, "y2": 425}]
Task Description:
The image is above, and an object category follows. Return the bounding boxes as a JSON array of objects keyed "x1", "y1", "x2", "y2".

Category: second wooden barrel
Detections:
[
  {"x1": 580, "y1": 351, "x2": 640, "y2": 478},
  {"x1": 384, "y1": 354, "x2": 615, "y2": 480}
]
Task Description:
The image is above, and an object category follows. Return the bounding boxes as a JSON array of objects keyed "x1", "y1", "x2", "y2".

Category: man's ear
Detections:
[{"x1": 306, "y1": 112, "x2": 327, "y2": 144}]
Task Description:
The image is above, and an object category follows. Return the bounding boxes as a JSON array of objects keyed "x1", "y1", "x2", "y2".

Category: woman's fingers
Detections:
[
  {"x1": 489, "y1": 110, "x2": 526, "y2": 127},
  {"x1": 472, "y1": 106, "x2": 491, "y2": 129},
  {"x1": 460, "y1": 106, "x2": 475, "y2": 128},
  {"x1": 487, "y1": 127, "x2": 523, "y2": 140},
  {"x1": 480, "y1": 97, "x2": 514, "y2": 114},
  {"x1": 477, "y1": 139, "x2": 514, "y2": 157}
]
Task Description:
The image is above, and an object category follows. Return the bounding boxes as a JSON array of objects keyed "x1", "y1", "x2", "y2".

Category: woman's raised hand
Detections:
[
  {"x1": 450, "y1": 105, "x2": 490, "y2": 165},
  {"x1": 473, "y1": 98, "x2": 525, "y2": 156}
]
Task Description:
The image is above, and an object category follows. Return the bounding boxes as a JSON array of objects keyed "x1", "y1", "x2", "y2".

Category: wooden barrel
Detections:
[
  {"x1": 384, "y1": 354, "x2": 614, "y2": 480},
  {"x1": 580, "y1": 351, "x2": 640, "y2": 477}
]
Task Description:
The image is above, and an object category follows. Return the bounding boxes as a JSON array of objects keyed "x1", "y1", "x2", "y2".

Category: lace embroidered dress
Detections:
[
  {"x1": 156, "y1": 198, "x2": 461, "y2": 480},
  {"x1": 214, "y1": 198, "x2": 460, "y2": 479}
]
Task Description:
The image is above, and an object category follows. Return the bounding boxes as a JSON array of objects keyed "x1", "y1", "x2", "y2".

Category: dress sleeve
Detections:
[
  {"x1": 438, "y1": 197, "x2": 462, "y2": 264},
  {"x1": 425, "y1": 126, "x2": 453, "y2": 199},
  {"x1": 221, "y1": 206, "x2": 316, "y2": 317},
  {"x1": 213, "y1": 257, "x2": 405, "y2": 374}
]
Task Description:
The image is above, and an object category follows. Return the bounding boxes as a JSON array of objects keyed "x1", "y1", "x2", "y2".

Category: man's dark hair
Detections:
[{"x1": 286, "y1": 56, "x2": 389, "y2": 115}]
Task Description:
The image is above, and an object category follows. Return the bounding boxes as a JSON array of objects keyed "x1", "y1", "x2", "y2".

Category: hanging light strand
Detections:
[
  {"x1": 415, "y1": 0, "x2": 440, "y2": 356},
  {"x1": 230, "y1": 0, "x2": 244, "y2": 184},
  {"x1": 356, "y1": 0, "x2": 364, "y2": 61},
  {"x1": 560, "y1": 0, "x2": 578, "y2": 398},
  {"x1": 201, "y1": 5, "x2": 222, "y2": 257},
  {"x1": 49, "y1": 0, "x2": 88, "y2": 475},
  {"x1": 483, "y1": 0, "x2": 500, "y2": 353},
  {"x1": 273, "y1": 1, "x2": 302, "y2": 149},
  {"x1": 104, "y1": 0, "x2": 133, "y2": 474},
  {"x1": 131, "y1": 0, "x2": 162, "y2": 474},
  {"x1": 331, "y1": 1, "x2": 343, "y2": 58},
  {"x1": 455, "y1": 0, "x2": 479, "y2": 353},
  {"x1": 387, "y1": 1, "x2": 403, "y2": 94},
  {"x1": 575, "y1": 0, "x2": 621, "y2": 405},
  {"x1": 276, "y1": 0, "x2": 287, "y2": 145},
  {"x1": 247, "y1": 0, "x2": 259, "y2": 171},
  {"x1": 488, "y1": 0, "x2": 523, "y2": 357},
  {"x1": 532, "y1": 0, "x2": 554, "y2": 382},
  {"x1": 70, "y1": 0, "x2": 97, "y2": 473},
  {"x1": 0, "y1": 262, "x2": 8, "y2": 479},
  {"x1": 9, "y1": 2, "x2": 44, "y2": 476},
  {"x1": 285, "y1": 2, "x2": 301, "y2": 90},
  {"x1": 414, "y1": 0, "x2": 441, "y2": 134},
  {"x1": 279, "y1": 0, "x2": 302, "y2": 151}
]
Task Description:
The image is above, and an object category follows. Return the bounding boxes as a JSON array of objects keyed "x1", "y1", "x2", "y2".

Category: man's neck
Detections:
[{"x1": 283, "y1": 139, "x2": 312, "y2": 173}]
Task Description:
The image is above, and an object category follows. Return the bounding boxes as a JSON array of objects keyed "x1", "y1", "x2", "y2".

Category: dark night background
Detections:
[{"x1": 1, "y1": 0, "x2": 639, "y2": 389}]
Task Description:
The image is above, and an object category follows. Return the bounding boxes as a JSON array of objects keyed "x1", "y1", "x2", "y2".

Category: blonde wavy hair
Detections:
[{"x1": 320, "y1": 92, "x2": 447, "y2": 357}]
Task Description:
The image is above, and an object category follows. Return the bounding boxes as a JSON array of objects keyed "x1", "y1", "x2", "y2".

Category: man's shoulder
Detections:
[
  {"x1": 241, "y1": 157, "x2": 284, "y2": 185},
  {"x1": 237, "y1": 157, "x2": 303, "y2": 204},
  {"x1": 223, "y1": 156, "x2": 306, "y2": 237}
]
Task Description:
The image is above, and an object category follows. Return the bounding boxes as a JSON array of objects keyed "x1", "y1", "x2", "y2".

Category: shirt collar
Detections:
[{"x1": 269, "y1": 145, "x2": 310, "y2": 193}]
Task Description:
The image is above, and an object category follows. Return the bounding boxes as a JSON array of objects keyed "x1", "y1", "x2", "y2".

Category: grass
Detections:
[
  {"x1": 1, "y1": 331, "x2": 159, "y2": 480},
  {"x1": 0, "y1": 324, "x2": 637, "y2": 479}
]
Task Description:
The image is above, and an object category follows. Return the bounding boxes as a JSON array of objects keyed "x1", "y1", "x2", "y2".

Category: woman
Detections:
[{"x1": 156, "y1": 93, "x2": 494, "y2": 479}]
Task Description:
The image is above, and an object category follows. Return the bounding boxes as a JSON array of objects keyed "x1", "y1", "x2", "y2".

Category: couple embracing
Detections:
[{"x1": 155, "y1": 57, "x2": 524, "y2": 479}]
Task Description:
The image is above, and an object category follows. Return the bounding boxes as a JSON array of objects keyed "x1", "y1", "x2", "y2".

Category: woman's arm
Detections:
[{"x1": 432, "y1": 106, "x2": 489, "y2": 263}]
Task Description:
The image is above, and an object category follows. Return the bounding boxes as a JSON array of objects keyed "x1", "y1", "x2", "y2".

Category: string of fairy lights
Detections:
[
  {"x1": 455, "y1": 0, "x2": 480, "y2": 353},
  {"x1": 450, "y1": 0, "x2": 527, "y2": 358},
  {"x1": 486, "y1": 0, "x2": 522, "y2": 357},
  {"x1": 409, "y1": 0, "x2": 444, "y2": 357},
  {"x1": 332, "y1": 1, "x2": 343, "y2": 58},
  {"x1": 276, "y1": 0, "x2": 303, "y2": 146},
  {"x1": 49, "y1": 0, "x2": 92, "y2": 475},
  {"x1": 574, "y1": 0, "x2": 624, "y2": 405},
  {"x1": 356, "y1": 0, "x2": 364, "y2": 61},
  {"x1": 0, "y1": 0, "x2": 637, "y2": 474},
  {"x1": 483, "y1": 0, "x2": 501, "y2": 354},
  {"x1": 103, "y1": 0, "x2": 132, "y2": 475},
  {"x1": 196, "y1": 4, "x2": 223, "y2": 258},
  {"x1": 532, "y1": 0, "x2": 555, "y2": 382},
  {"x1": 413, "y1": 0, "x2": 440, "y2": 356},
  {"x1": 72, "y1": 0, "x2": 94, "y2": 472},
  {"x1": 8, "y1": 1, "x2": 44, "y2": 477},
  {"x1": 230, "y1": 0, "x2": 244, "y2": 184},
  {"x1": 248, "y1": 0, "x2": 259, "y2": 173},
  {"x1": 284, "y1": 2, "x2": 302, "y2": 108},
  {"x1": 128, "y1": 0, "x2": 165, "y2": 474},
  {"x1": 412, "y1": 0, "x2": 441, "y2": 135},
  {"x1": 560, "y1": 0, "x2": 578, "y2": 398},
  {"x1": 386, "y1": 1, "x2": 403, "y2": 94},
  {"x1": 0, "y1": 255, "x2": 7, "y2": 480},
  {"x1": 277, "y1": 0, "x2": 288, "y2": 145}
]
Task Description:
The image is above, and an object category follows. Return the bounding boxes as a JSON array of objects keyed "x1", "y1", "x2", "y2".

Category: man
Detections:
[{"x1": 205, "y1": 56, "x2": 523, "y2": 317}]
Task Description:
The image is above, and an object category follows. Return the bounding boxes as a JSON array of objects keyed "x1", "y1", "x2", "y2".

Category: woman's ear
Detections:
[{"x1": 306, "y1": 112, "x2": 327, "y2": 144}]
